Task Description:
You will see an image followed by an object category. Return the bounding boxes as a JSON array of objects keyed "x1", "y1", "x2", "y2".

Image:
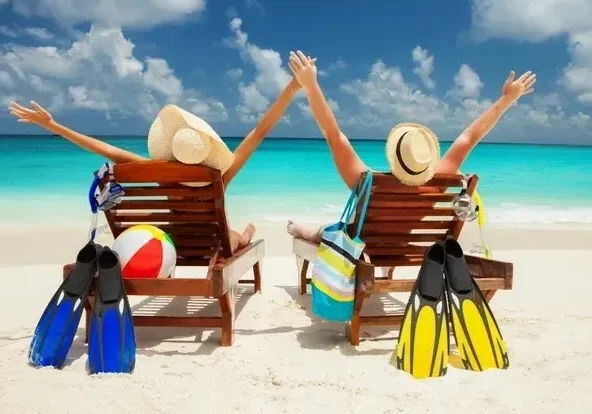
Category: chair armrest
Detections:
[
  {"x1": 63, "y1": 263, "x2": 74, "y2": 280},
  {"x1": 212, "y1": 239, "x2": 265, "y2": 295},
  {"x1": 292, "y1": 237, "x2": 318, "y2": 262},
  {"x1": 465, "y1": 254, "x2": 514, "y2": 289}
]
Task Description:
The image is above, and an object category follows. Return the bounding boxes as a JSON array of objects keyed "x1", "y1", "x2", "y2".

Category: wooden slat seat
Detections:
[
  {"x1": 292, "y1": 172, "x2": 514, "y2": 345},
  {"x1": 62, "y1": 161, "x2": 265, "y2": 347}
]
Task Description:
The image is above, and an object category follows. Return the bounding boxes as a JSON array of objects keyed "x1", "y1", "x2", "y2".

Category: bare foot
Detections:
[
  {"x1": 286, "y1": 220, "x2": 322, "y2": 243},
  {"x1": 240, "y1": 223, "x2": 256, "y2": 245}
]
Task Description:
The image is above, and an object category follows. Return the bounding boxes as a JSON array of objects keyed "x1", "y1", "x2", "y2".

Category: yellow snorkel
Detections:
[{"x1": 472, "y1": 190, "x2": 492, "y2": 259}]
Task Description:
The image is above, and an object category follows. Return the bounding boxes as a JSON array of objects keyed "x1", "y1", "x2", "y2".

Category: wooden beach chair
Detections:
[
  {"x1": 292, "y1": 172, "x2": 514, "y2": 345},
  {"x1": 62, "y1": 161, "x2": 265, "y2": 346}
]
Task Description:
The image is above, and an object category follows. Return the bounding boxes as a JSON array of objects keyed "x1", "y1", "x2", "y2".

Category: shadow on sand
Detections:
[
  {"x1": 231, "y1": 284, "x2": 409, "y2": 357},
  {"x1": 62, "y1": 285, "x2": 255, "y2": 367}
]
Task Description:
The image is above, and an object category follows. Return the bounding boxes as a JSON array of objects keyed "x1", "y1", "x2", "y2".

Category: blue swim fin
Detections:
[
  {"x1": 88, "y1": 247, "x2": 136, "y2": 374},
  {"x1": 29, "y1": 242, "x2": 101, "y2": 368}
]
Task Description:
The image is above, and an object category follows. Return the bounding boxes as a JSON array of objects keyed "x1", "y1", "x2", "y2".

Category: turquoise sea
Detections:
[{"x1": 1, "y1": 135, "x2": 592, "y2": 226}]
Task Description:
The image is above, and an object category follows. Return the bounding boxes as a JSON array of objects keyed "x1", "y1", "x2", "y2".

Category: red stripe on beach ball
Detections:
[{"x1": 122, "y1": 238, "x2": 163, "y2": 279}]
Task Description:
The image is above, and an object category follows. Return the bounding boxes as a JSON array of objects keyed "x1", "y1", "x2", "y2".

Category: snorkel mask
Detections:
[
  {"x1": 87, "y1": 163, "x2": 124, "y2": 241},
  {"x1": 451, "y1": 176, "x2": 492, "y2": 259}
]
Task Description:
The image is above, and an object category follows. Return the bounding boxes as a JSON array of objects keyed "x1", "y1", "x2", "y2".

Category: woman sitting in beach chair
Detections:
[
  {"x1": 284, "y1": 50, "x2": 537, "y2": 243},
  {"x1": 8, "y1": 73, "x2": 309, "y2": 253}
]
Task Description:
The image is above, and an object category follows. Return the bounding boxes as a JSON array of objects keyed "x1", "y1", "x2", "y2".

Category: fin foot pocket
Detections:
[{"x1": 88, "y1": 247, "x2": 136, "y2": 375}]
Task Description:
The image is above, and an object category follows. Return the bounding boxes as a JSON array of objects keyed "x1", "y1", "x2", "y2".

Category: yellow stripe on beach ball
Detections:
[{"x1": 131, "y1": 224, "x2": 167, "y2": 241}]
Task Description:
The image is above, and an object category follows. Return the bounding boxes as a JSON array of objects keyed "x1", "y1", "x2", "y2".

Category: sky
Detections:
[{"x1": 0, "y1": 0, "x2": 590, "y2": 145}]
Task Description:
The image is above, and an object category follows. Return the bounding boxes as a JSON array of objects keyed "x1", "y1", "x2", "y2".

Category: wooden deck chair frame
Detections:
[
  {"x1": 293, "y1": 172, "x2": 513, "y2": 345},
  {"x1": 62, "y1": 161, "x2": 265, "y2": 347}
]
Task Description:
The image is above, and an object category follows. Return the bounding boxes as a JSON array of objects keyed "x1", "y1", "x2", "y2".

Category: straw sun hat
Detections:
[
  {"x1": 147, "y1": 104, "x2": 234, "y2": 186},
  {"x1": 385, "y1": 122, "x2": 441, "y2": 186}
]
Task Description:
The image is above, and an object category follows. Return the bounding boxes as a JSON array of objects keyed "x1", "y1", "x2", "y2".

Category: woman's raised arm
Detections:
[
  {"x1": 9, "y1": 101, "x2": 146, "y2": 164},
  {"x1": 438, "y1": 70, "x2": 537, "y2": 174},
  {"x1": 222, "y1": 76, "x2": 302, "y2": 186},
  {"x1": 288, "y1": 50, "x2": 368, "y2": 190}
]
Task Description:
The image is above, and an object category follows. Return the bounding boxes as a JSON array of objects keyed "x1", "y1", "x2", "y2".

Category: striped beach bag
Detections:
[{"x1": 311, "y1": 172, "x2": 373, "y2": 321}]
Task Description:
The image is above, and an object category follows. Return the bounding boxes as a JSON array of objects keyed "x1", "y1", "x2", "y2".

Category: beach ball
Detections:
[{"x1": 112, "y1": 225, "x2": 177, "y2": 279}]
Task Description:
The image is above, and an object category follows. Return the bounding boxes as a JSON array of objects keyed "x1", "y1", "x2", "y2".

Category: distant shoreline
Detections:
[{"x1": 0, "y1": 134, "x2": 590, "y2": 147}]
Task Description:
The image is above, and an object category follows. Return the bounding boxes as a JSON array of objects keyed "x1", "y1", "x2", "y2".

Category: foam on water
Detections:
[
  {"x1": 488, "y1": 204, "x2": 592, "y2": 224},
  {"x1": 2, "y1": 194, "x2": 592, "y2": 227}
]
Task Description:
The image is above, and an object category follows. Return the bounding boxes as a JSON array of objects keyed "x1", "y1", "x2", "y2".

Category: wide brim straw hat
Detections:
[
  {"x1": 147, "y1": 104, "x2": 234, "y2": 186},
  {"x1": 385, "y1": 122, "x2": 440, "y2": 186}
]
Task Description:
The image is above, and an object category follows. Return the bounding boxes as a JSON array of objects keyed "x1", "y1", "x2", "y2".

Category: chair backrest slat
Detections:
[
  {"x1": 101, "y1": 161, "x2": 233, "y2": 266},
  {"x1": 350, "y1": 172, "x2": 478, "y2": 266}
]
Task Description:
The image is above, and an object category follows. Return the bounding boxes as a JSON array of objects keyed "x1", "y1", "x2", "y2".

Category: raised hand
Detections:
[
  {"x1": 9, "y1": 101, "x2": 54, "y2": 127},
  {"x1": 502, "y1": 71, "x2": 537, "y2": 101},
  {"x1": 288, "y1": 50, "x2": 318, "y2": 91}
]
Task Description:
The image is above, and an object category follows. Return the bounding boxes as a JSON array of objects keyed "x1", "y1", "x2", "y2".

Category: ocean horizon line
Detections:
[{"x1": 0, "y1": 134, "x2": 590, "y2": 148}]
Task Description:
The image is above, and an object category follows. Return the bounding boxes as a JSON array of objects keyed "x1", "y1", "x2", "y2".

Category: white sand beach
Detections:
[{"x1": 1, "y1": 221, "x2": 592, "y2": 413}]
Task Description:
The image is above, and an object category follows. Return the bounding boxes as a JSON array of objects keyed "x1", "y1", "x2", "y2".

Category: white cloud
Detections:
[
  {"x1": 225, "y1": 17, "x2": 293, "y2": 122},
  {"x1": 329, "y1": 59, "x2": 347, "y2": 71},
  {"x1": 0, "y1": 70, "x2": 13, "y2": 88},
  {"x1": 329, "y1": 98, "x2": 340, "y2": 112},
  {"x1": 225, "y1": 67, "x2": 244, "y2": 80},
  {"x1": 9, "y1": 0, "x2": 206, "y2": 29},
  {"x1": 338, "y1": 55, "x2": 590, "y2": 144},
  {"x1": 340, "y1": 60, "x2": 448, "y2": 127},
  {"x1": 319, "y1": 58, "x2": 347, "y2": 77},
  {"x1": 449, "y1": 63, "x2": 483, "y2": 99},
  {"x1": 411, "y1": 46, "x2": 435, "y2": 89},
  {"x1": 23, "y1": 27, "x2": 55, "y2": 40},
  {"x1": 0, "y1": 25, "x2": 227, "y2": 122},
  {"x1": 559, "y1": 30, "x2": 592, "y2": 104},
  {"x1": 469, "y1": 0, "x2": 592, "y2": 105},
  {"x1": 0, "y1": 25, "x2": 54, "y2": 41},
  {"x1": 244, "y1": 0, "x2": 265, "y2": 15},
  {"x1": 0, "y1": 26, "x2": 18, "y2": 37},
  {"x1": 470, "y1": 0, "x2": 591, "y2": 42},
  {"x1": 237, "y1": 82, "x2": 270, "y2": 122},
  {"x1": 68, "y1": 85, "x2": 111, "y2": 110},
  {"x1": 297, "y1": 98, "x2": 340, "y2": 118}
]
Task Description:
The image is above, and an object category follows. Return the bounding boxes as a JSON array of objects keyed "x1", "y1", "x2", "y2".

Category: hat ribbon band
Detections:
[{"x1": 396, "y1": 131, "x2": 429, "y2": 176}]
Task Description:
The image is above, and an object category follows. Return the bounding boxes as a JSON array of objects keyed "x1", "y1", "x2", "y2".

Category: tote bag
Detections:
[{"x1": 311, "y1": 172, "x2": 373, "y2": 322}]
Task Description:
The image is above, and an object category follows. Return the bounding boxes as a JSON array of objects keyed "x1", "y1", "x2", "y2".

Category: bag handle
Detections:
[
  {"x1": 338, "y1": 187, "x2": 358, "y2": 224},
  {"x1": 339, "y1": 171, "x2": 370, "y2": 223},
  {"x1": 343, "y1": 171, "x2": 372, "y2": 225},
  {"x1": 354, "y1": 171, "x2": 373, "y2": 238}
]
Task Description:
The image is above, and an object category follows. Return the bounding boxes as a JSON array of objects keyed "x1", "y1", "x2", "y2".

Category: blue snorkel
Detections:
[{"x1": 87, "y1": 163, "x2": 124, "y2": 241}]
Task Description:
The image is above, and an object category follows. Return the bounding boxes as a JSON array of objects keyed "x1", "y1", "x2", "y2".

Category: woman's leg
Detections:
[
  {"x1": 286, "y1": 221, "x2": 323, "y2": 243},
  {"x1": 229, "y1": 224, "x2": 257, "y2": 252}
]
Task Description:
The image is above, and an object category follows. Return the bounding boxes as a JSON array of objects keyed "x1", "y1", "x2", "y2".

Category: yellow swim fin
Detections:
[
  {"x1": 391, "y1": 241, "x2": 449, "y2": 379},
  {"x1": 443, "y1": 236, "x2": 509, "y2": 371}
]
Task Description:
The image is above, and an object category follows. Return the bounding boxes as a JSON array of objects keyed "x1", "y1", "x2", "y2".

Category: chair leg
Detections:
[
  {"x1": 84, "y1": 299, "x2": 93, "y2": 344},
  {"x1": 296, "y1": 257, "x2": 309, "y2": 295},
  {"x1": 482, "y1": 289, "x2": 496, "y2": 302},
  {"x1": 387, "y1": 267, "x2": 395, "y2": 278},
  {"x1": 346, "y1": 294, "x2": 367, "y2": 346},
  {"x1": 253, "y1": 261, "x2": 262, "y2": 293},
  {"x1": 219, "y1": 290, "x2": 235, "y2": 346}
]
